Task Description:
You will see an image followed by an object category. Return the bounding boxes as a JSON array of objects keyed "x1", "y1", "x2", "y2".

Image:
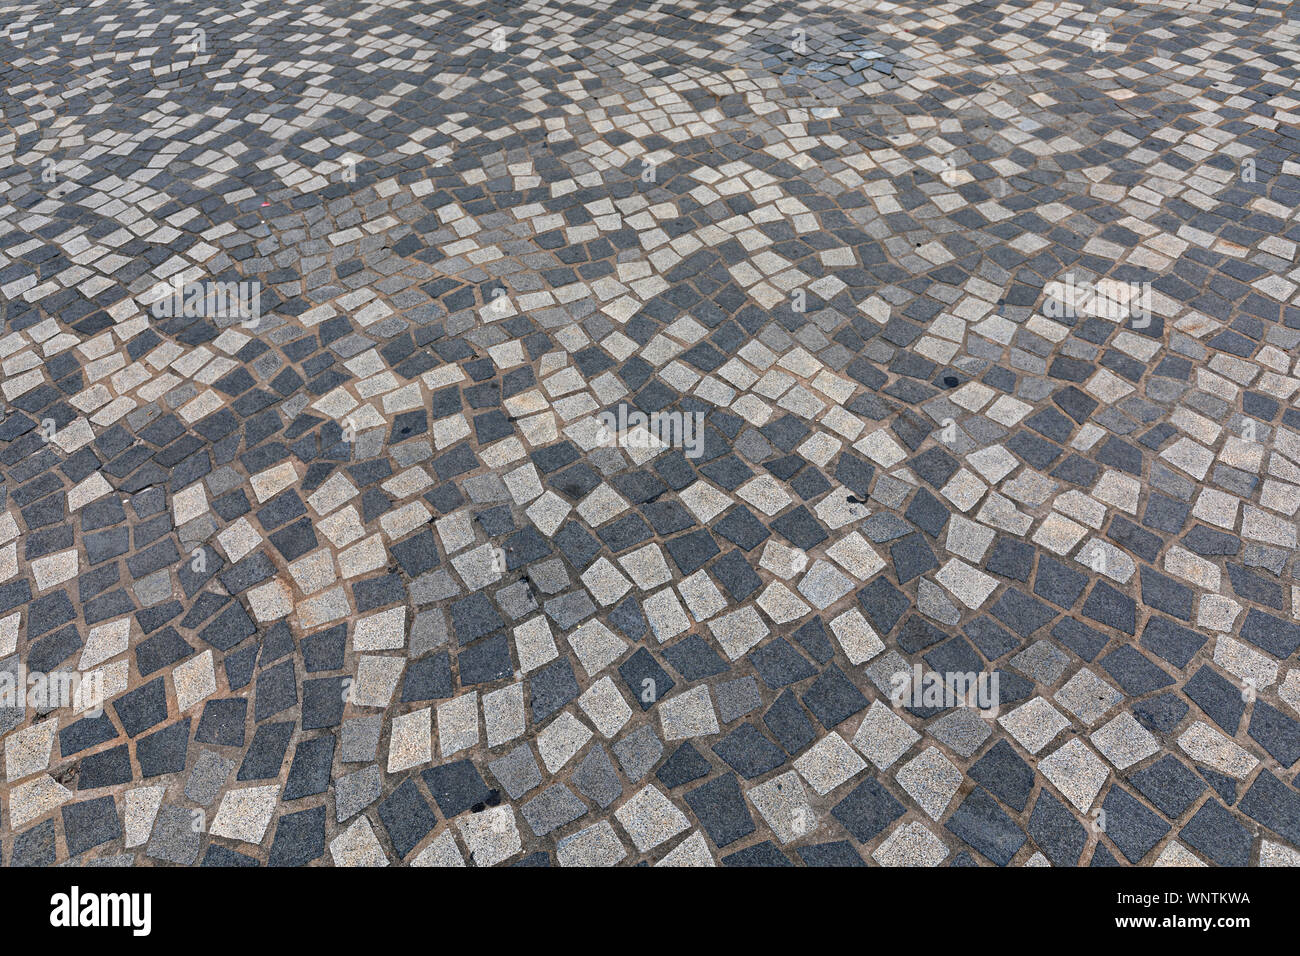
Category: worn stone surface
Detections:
[{"x1": 0, "y1": 0, "x2": 1297, "y2": 868}]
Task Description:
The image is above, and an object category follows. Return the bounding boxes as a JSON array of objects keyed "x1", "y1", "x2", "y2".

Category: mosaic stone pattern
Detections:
[{"x1": 1, "y1": 0, "x2": 1299, "y2": 867}]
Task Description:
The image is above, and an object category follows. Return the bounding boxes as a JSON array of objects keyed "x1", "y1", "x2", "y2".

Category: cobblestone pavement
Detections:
[{"x1": 0, "y1": 0, "x2": 1299, "y2": 868}]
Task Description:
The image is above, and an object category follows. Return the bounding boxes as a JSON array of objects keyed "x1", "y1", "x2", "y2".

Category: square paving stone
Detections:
[
  {"x1": 146, "y1": 806, "x2": 202, "y2": 865},
  {"x1": 283, "y1": 735, "x2": 336, "y2": 800},
  {"x1": 656, "y1": 742, "x2": 713, "y2": 790},
  {"x1": 1100, "y1": 786, "x2": 1171, "y2": 864},
  {"x1": 184, "y1": 748, "x2": 235, "y2": 805},
  {"x1": 944, "y1": 787, "x2": 1027, "y2": 866},
  {"x1": 268, "y1": 804, "x2": 327, "y2": 866},
  {"x1": 377, "y1": 778, "x2": 438, "y2": 860},
  {"x1": 61, "y1": 796, "x2": 122, "y2": 856},
  {"x1": 1027, "y1": 790, "x2": 1088, "y2": 867},
  {"x1": 421, "y1": 760, "x2": 493, "y2": 818},
  {"x1": 1179, "y1": 799, "x2": 1252, "y2": 867},
  {"x1": 573, "y1": 745, "x2": 623, "y2": 808},
  {"x1": 522, "y1": 784, "x2": 588, "y2": 837},
  {"x1": 1129, "y1": 755, "x2": 1206, "y2": 819},
  {"x1": 831, "y1": 777, "x2": 906, "y2": 845},
  {"x1": 802, "y1": 664, "x2": 869, "y2": 729},
  {"x1": 195, "y1": 697, "x2": 248, "y2": 747},
  {"x1": 112, "y1": 677, "x2": 169, "y2": 738},
  {"x1": 135, "y1": 719, "x2": 191, "y2": 778},
  {"x1": 683, "y1": 773, "x2": 755, "y2": 850}
]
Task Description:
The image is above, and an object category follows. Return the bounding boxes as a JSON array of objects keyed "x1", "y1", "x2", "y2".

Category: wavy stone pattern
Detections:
[{"x1": 0, "y1": 0, "x2": 1299, "y2": 866}]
